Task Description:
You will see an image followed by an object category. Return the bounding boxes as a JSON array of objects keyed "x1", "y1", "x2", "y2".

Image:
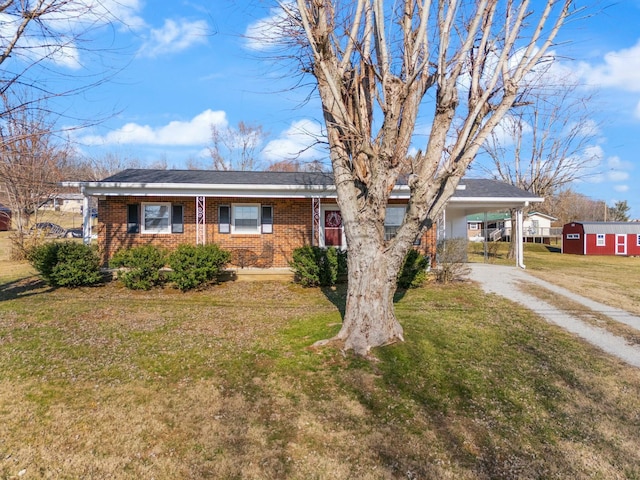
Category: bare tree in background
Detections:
[
  {"x1": 209, "y1": 121, "x2": 267, "y2": 171},
  {"x1": 272, "y1": 0, "x2": 580, "y2": 355},
  {"x1": 544, "y1": 188, "x2": 606, "y2": 225},
  {"x1": 479, "y1": 76, "x2": 600, "y2": 256},
  {"x1": 0, "y1": 96, "x2": 72, "y2": 256},
  {"x1": 0, "y1": 0, "x2": 123, "y2": 117}
]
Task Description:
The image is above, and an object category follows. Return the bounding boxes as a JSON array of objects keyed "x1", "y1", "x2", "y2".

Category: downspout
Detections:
[{"x1": 81, "y1": 187, "x2": 92, "y2": 245}]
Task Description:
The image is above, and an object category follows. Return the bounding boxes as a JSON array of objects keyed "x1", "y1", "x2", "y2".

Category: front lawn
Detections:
[{"x1": 1, "y1": 270, "x2": 639, "y2": 478}]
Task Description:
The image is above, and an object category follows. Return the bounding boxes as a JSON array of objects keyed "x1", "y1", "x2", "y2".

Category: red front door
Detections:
[{"x1": 324, "y1": 210, "x2": 343, "y2": 247}]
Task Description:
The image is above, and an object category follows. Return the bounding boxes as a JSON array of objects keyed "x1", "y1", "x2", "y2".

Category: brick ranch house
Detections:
[{"x1": 66, "y1": 169, "x2": 542, "y2": 270}]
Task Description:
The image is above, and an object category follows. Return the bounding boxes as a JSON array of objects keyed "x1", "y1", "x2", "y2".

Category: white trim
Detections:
[
  {"x1": 232, "y1": 203, "x2": 261, "y2": 235},
  {"x1": 141, "y1": 202, "x2": 172, "y2": 234},
  {"x1": 319, "y1": 204, "x2": 346, "y2": 248},
  {"x1": 616, "y1": 234, "x2": 627, "y2": 255},
  {"x1": 66, "y1": 181, "x2": 543, "y2": 206}
]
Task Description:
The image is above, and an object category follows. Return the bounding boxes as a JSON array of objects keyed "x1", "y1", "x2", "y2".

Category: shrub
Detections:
[
  {"x1": 290, "y1": 246, "x2": 347, "y2": 287},
  {"x1": 28, "y1": 241, "x2": 102, "y2": 287},
  {"x1": 397, "y1": 249, "x2": 430, "y2": 289},
  {"x1": 110, "y1": 245, "x2": 167, "y2": 290},
  {"x1": 168, "y1": 244, "x2": 231, "y2": 291},
  {"x1": 435, "y1": 238, "x2": 470, "y2": 284}
]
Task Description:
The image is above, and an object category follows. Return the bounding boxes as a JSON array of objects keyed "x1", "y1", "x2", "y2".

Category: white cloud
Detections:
[
  {"x1": 262, "y1": 119, "x2": 326, "y2": 162},
  {"x1": 577, "y1": 40, "x2": 640, "y2": 92},
  {"x1": 81, "y1": 109, "x2": 227, "y2": 146},
  {"x1": 138, "y1": 18, "x2": 209, "y2": 58},
  {"x1": 244, "y1": 3, "x2": 296, "y2": 51},
  {"x1": 614, "y1": 184, "x2": 629, "y2": 193}
]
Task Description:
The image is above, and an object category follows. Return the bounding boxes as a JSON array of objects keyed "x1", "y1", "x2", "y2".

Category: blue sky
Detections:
[{"x1": 37, "y1": 1, "x2": 640, "y2": 218}]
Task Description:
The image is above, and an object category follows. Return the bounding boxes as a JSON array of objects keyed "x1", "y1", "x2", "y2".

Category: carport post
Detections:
[
  {"x1": 515, "y1": 207, "x2": 525, "y2": 269},
  {"x1": 81, "y1": 189, "x2": 92, "y2": 244}
]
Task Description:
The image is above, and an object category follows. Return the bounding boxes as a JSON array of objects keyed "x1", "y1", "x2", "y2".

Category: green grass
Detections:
[{"x1": 1, "y1": 238, "x2": 640, "y2": 478}]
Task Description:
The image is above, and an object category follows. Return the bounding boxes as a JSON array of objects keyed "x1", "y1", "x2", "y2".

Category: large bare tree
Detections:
[
  {"x1": 478, "y1": 75, "x2": 600, "y2": 256},
  {"x1": 278, "y1": 0, "x2": 579, "y2": 355},
  {"x1": 0, "y1": 96, "x2": 73, "y2": 255},
  {"x1": 0, "y1": 0, "x2": 123, "y2": 119}
]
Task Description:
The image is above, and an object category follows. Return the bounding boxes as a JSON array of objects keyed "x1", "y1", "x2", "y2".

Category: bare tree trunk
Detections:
[{"x1": 335, "y1": 233, "x2": 405, "y2": 355}]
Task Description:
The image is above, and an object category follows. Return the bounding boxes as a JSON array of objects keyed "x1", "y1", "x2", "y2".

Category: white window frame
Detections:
[
  {"x1": 232, "y1": 203, "x2": 261, "y2": 234},
  {"x1": 596, "y1": 233, "x2": 606, "y2": 246},
  {"x1": 469, "y1": 223, "x2": 479, "y2": 230},
  {"x1": 384, "y1": 206, "x2": 405, "y2": 240},
  {"x1": 566, "y1": 233, "x2": 580, "y2": 240},
  {"x1": 141, "y1": 202, "x2": 172, "y2": 234},
  {"x1": 637, "y1": 234, "x2": 640, "y2": 247}
]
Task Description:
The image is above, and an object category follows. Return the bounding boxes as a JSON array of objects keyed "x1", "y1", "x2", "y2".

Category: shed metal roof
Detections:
[{"x1": 573, "y1": 222, "x2": 640, "y2": 235}]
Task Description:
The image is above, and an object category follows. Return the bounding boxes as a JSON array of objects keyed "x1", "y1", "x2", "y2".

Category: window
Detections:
[
  {"x1": 469, "y1": 223, "x2": 479, "y2": 230},
  {"x1": 232, "y1": 204, "x2": 260, "y2": 234},
  {"x1": 596, "y1": 233, "x2": 605, "y2": 246},
  {"x1": 384, "y1": 206, "x2": 405, "y2": 240},
  {"x1": 566, "y1": 233, "x2": 580, "y2": 240},
  {"x1": 637, "y1": 234, "x2": 640, "y2": 247},
  {"x1": 141, "y1": 203, "x2": 171, "y2": 234}
]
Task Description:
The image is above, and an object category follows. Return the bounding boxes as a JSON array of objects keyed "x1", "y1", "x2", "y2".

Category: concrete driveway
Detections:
[{"x1": 467, "y1": 263, "x2": 640, "y2": 368}]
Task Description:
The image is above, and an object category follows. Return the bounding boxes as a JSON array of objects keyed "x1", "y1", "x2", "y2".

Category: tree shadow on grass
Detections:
[
  {"x1": 0, "y1": 275, "x2": 55, "y2": 301},
  {"x1": 320, "y1": 283, "x2": 347, "y2": 317}
]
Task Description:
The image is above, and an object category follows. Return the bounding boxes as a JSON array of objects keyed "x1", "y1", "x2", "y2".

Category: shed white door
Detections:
[{"x1": 616, "y1": 234, "x2": 627, "y2": 255}]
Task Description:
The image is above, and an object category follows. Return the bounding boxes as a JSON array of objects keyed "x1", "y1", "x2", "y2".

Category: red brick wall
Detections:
[
  {"x1": 97, "y1": 196, "x2": 312, "y2": 268},
  {"x1": 97, "y1": 196, "x2": 437, "y2": 268}
]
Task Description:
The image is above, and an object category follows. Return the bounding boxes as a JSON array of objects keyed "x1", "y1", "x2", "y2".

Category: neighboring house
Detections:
[
  {"x1": 467, "y1": 212, "x2": 509, "y2": 241},
  {"x1": 66, "y1": 169, "x2": 543, "y2": 269},
  {"x1": 562, "y1": 222, "x2": 640, "y2": 256},
  {"x1": 467, "y1": 211, "x2": 558, "y2": 244},
  {"x1": 41, "y1": 193, "x2": 85, "y2": 213},
  {"x1": 0, "y1": 204, "x2": 11, "y2": 231}
]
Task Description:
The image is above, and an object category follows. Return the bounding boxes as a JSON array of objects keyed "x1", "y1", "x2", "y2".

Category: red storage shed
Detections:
[
  {"x1": 562, "y1": 222, "x2": 640, "y2": 256},
  {"x1": 0, "y1": 204, "x2": 11, "y2": 231}
]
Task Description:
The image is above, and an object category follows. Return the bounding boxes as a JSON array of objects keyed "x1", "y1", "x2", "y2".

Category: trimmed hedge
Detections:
[
  {"x1": 168, "y1": 244, "x2": 231, "y2": 291},
  {"x1": 110, "y1": 245, "x2": 167, "y2": 290},
  {"x1": 291, "y1": 245, "x2": 430, "y2": 289},
  {"x1": 28, "y1": 241, "x2": 102, "y2": 287},
  {"x1": 290, "y1": 246, "x2": 347, "y2": 287},
  {"x1": 397, "y1": 249, "x2": 430, "y2": 289}
]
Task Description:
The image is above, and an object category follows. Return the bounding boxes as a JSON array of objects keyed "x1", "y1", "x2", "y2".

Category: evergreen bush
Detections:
[
  {"x1": 168, "y1": 243, "x2": 231, "y2": 291},
  {"x1": 110, "y1": 245, "x2": 167, "y2": 290},
  {"x1": 28, "y1": 241, "x2": 102, "y2": 287},
  {"x1": 397, "y1": 249, "x2": 430, "y2": 289},
  {"x1": 290, "y1": 246, "x2": 347, "y2": 287}
]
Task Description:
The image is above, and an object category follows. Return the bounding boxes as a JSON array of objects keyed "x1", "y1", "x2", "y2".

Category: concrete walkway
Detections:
[{"x1": 467, "y1": 263, "x2": 640, "y2": 368}]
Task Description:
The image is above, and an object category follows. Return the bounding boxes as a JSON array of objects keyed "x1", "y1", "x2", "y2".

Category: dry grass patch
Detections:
[
  {"x1": 1, "y1": 274, "x2": 640, "y2": 478},
  {"x1": 520, "y1": 281, "x2": 640, "y2": 346}
]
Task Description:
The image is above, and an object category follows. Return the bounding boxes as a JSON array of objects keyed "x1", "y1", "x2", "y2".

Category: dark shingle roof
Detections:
[
  {"x1": 99, "y1": 169, "x2": 538, "y2": 199},
  {"x1": 102, "y1": 169, "x2": 335, "y2": 187}
]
